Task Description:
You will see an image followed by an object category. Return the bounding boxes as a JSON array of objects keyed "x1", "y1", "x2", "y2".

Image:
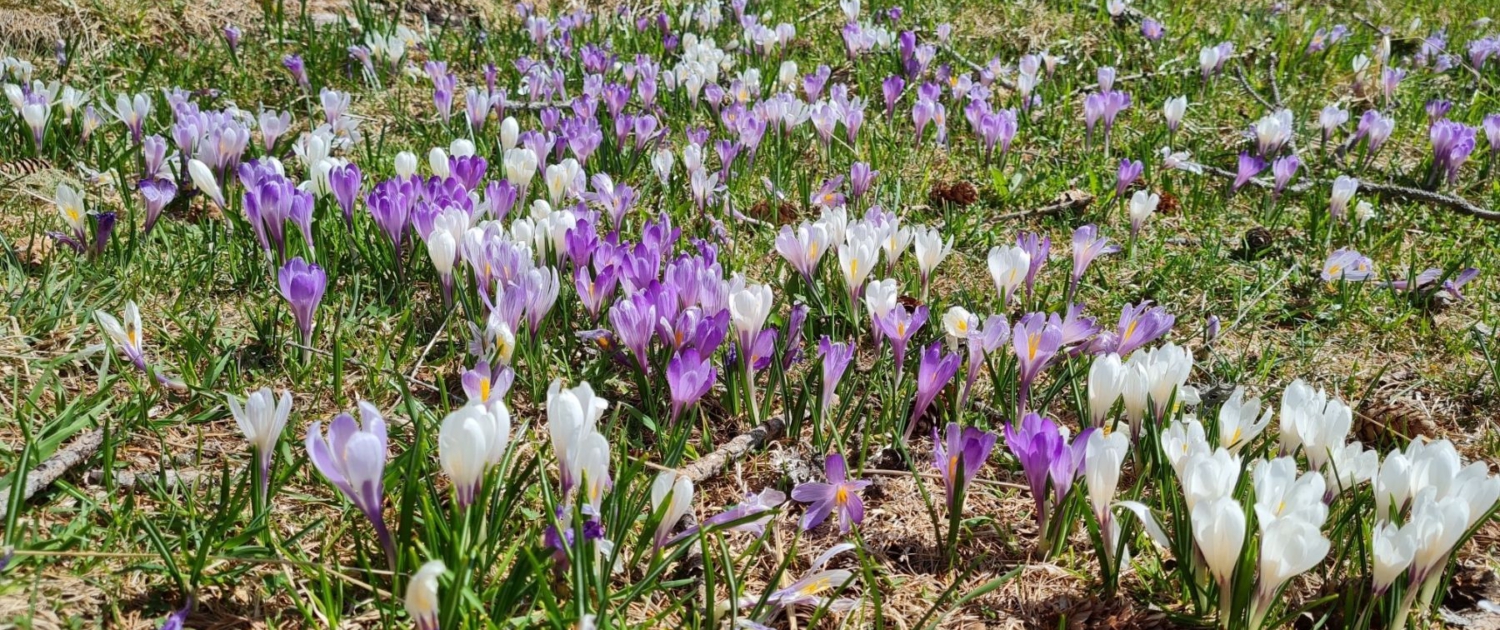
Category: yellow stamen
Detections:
[
  {"x1": 480, "y1": 379, "x2": 491, "y2": 401},
  {"x1": 835, "y1": 486, "x2": 849, "y2": 505},
  {"x1": 1027, "y1": 333, "x2": 1040, "y2": 360},
  {"x1": 799, "y1": 577, "x2": 832, "y2": 596}
]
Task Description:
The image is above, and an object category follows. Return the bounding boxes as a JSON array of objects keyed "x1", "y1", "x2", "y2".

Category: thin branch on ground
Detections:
[
  {"x1": 0, "y1": 429, "x2": 103, "y2": 520},
  {"x1": 1200, "y1": 164, "x2": 1500, "y2": 223},
  {"x1": 681, "y1": 415, "x2": 787, "y2": 483}
]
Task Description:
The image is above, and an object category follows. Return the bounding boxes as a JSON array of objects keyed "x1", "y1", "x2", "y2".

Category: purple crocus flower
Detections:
[
  {"x1": 282, "y1": 54, "x2": 309, "y2": 90},
  {"x1": 1141, "y1": 18, "x2": 1164, "y2": 41},
  {"x1": 462, "y1": 359, "x2": 514, "y2": 405},
  {"x1": 366, "y1": 179, "x2": 413, "y2": 268},
  {"x1": 91, "y1": 212, "x2": 116, "y2": 257},
  {"x1": 1272, "y1": 155, "x2": 1300, "y2": 196},
  {"x1": 877, "y1": 304, "x2": 929, "y2": 386},
  {"x1": 1426, "y1": 99, "x2": 1452, "y2": 123},
  {"x1": 1430, "y1": 120, "x2": 1477, "y2": 185},
  {"x1": 1084, "y1": 93, "x2": 1105, "y2": 146},
  {"x1": 781, "y1": 303, "x2": 810, "y2": 368},
  {"x1": 1003, "y1": 412, "x2": 1064, "y2": 530},
  {"x1": 933, "y1": 423, "x2": 997, "y2": 507},
  {"x1": 1115, "y1": 159, "x2": 1143, "y2": 197},
  {"x1": 278, "y1": 257, "x2": 327, "y2": 347},
  {"x1": 791, "y1": 453, "x2": 871, "y2": 534},
  {"x1": 1484, "y1": 115, "x2": 1500, "y2": 158},
  {"x1": 960, "y1": 315, "x2": 1009, "y2": 407},
  {"x1": 1047, "y1": 425, "x2": 1093, "y2": 504},
  {"x1": 1233, "y1": 152, "x2": 1266, "y2": 191},
  {"x1": 1381, "y1": 67, "x2": 1406, "y2": 104},
  {"x1": 1011, "y1": 313, "x2": 1063, "y2": 413},
  {"x1": 848, "y1": 162, "x2": 877, "y2": 203},
  {"x1": 882, "y1": 75, "x2": 905, "y2": 120},
  {"x1": 329, "y1": 163, "x2": 361, "y2": 230},
  {"x1": 223, "y1": 24, "x2": 242, "y2": 57},
  {"x1": 907, "y1": 342, "x2": 961, "y2": 440},
  {"x1": 1069, "y1": 224, "x2": 1119, "y2": 295},
  {"x1": 804, "y1": 65, "x2": 831, "y2": 101},
  {"x1": 667, "y1": 348, "x2": 716, "y2": 424},
  {"x1": 306, "y1": 402, "x2": 396, "y2": 570},
  {"x1": 817, "y1": 336, "x2": 856, "y2": 416},
  {"x1": 608, "y1": 294, "x2": 656, "y2": 374},
  {"x1": 138, "y1": 178, "x2": 177, "y2": 236},
  {"x1": 1016, "y1": 231, "x2": 1050, "y2": 298},
  {"x1": 1112, "y1": 300, "x2": 1174, "y2": 357}
]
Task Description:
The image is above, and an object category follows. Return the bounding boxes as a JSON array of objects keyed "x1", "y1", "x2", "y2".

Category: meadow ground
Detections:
[{"x1": 2, "y1": 0, "x2": 1500, "y2": 628}]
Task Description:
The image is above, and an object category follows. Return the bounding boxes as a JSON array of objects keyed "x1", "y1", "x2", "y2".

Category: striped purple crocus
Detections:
[
  {"x1": 1069, "y1": 224, "x2": 1119, "y2": 296},
  {"x1": 1012, "y1": 313, "x2": 1063, "y2": 413},
  {"x1": 279, "y1": 257, "x2": 327, "y2": 348},
  {"x1": 1112, "y1": 300, "x2": 1174, "y2": 357},
  {"x1": 933, "y1": 422, "x2": 997, "y2": 507},
  {"x1": 817, "y1": 336, "x2": 856, "y2": 416},
  {"x1": 906, "y1": 341, "x2": 961, "y2": 440}
]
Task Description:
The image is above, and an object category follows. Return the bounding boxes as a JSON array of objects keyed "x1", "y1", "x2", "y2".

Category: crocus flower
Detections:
[
  {"x1": 461, "y1": 360, "x2": 513, "y2": 405},
  {"x1": 307, "y1": 402, "x2": 396, "y2": 569},
  {"x1": 1085, "y1": 430, "x2": 1130, "y2": 560},
  {"x1": 1070, "y1": 224, "x2": 1118, "y2": 294},
  {"x1": 228, "y1": 388, "x2": 293, "y2": 503},
  {"x1": 1163, "y1": 96, "x2": 1187, "y2": 133},
  {"x1": 283, "y1": 54, "x2": 309, "y2": 90},
  {"x1": 1430, "y1": 120, "x2": 1477, "y2": 185},
  {"x1": 279, "y1": 257, "x2": 327, "y2": 347},
  {"x1": 1329, "y1": 175, "x2": 1358, "y2": 220},
  {"x1": 1016, "y1": 232, "x2": 1050, "y2": 299},
  {"x1": 547, "y1": 379, "x2": 612, "y2": 505},
  {"x1": 791, "y1": 453, "x2": 871, "y2": 534},
  {"x1": 774, "y1": 222, "x2": 830, "y2": 283},
  {"x1": 438, "y1": 402, "x2": 511, "y2": 508},
  {"x1": 1141, "y1": 18, "x2": 1164, "y2": 41},
  {"x1": 907, "y1": 342, "x2": 961, "y2": 439},
  {"x1": 650, "y1": 471, "x2": 694, "y2": 547},
  {"x1": 1112, "y1": 300, "x2": 1174, "y2": 357},
  {"x1": 1483, "y1": 114, "x2": 1500, "y2": 158},
  {"x1": 1192, "y1": 495, "x2": 1247, "y2": 600},
  {"x1": 1088, "y1": 353, "x2": 1126, "y2": 426},
  {"x1": 666, "y1": 348, "x2": 715, "y2": 424},
  {"x1": 877, "y1": 304, "x2": 928, "y2": 386},
  {"x1": 1003, "y1": 413, "x2": 1065, "y2": 530},
  {"x1": 987, "y1": 245, "x2": 1030, "y2": 307},
  {"x1": 1116, "y1": 159, "x2": 1143, "y2": 197},
  {"x1": 329, "y1": 163, "x2": 362, "y2": 229},
  {"x1": 1371, "y1": 521, "x2": 1416, "y2": 595},
  {"x1": 1012, "y1": 313, "x2": 1063, "y2": 412},
  {"x1": 96, "y1": 300, "x2": 150, "y2": 375},
  {"x1": 912, "y1": 226, "x2": 953, "y2": 297},
  {"x1": 187, "y1": 158, "x2": 224, "y2": 208},
  {"x1": 138, "y1": 178, "x2": 177, "y2": 236},
  {"x1": 933, "y1": 423, "x2": 997, "y2": 507},
  {"x1": 1233, "y1": 152, "x2": 1266, "y2": 192},
  {"x1": 1272, "y1": 155, "x2": 1300, "y2": 195},
  {"x1": 1319, "y1": 105, "x2": 1348, "y2": 145},
  {"x1": 1127, "y1": 190, "x2": 1159, "y2": 239},
  {"x1": 1278, "y1": 379, "x2": 1353, "y2": 471},
  {"x1": 1319, "y1": 248, "x2": 1373, "y2": 283},
  {"x1": 817, "y1": 336, "x2": 855, "y2": 417},
  {"x1": 404, "y1": 560, "x2": 445, "y2": 630}
]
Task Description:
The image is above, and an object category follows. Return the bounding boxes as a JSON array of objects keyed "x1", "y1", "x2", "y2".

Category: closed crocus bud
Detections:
[
  {"x1": 1371, "y1": 521, "x2": 1415, "y2": 594},
  {"x1": 395, "y1": 151, "x2": 418, "y2": 178},
  {"x1": 439, "y1": 405, "x2": 493, "y2": 507},
  {"x1": 187, "y1": 159, "x2": 224, "y2": 208},
  {"x1": 651, "y1": 147, "x2": 675, "y2": 186},
  {"x1": 500, "y1": 116, "x2": 519, "y2": 150},
  {"x1": 449, "y1": 138, "x2": 475, "y2": 157},
  {"x1": 504, "y1": 148, "x2": 538, "y2": 189},
  {"x1": 227, "y1": 388, "x2": 293, "y2": 502},
  {"x1": 1088, "y1": 353, "x2": 1126, "y2": 426},
  {"x1": 1084, "y1": 430, "x2": 1130, "y2": 559},
  {"x1": 428, "y1": 148, "x2": 450, "y2": 178},
  {"x1": 1163, "y1": 96, "x2": 1187, "y2": 132},
  {"x1": 1251, "y1": 516, "x2": 1330, "y2": 628},
  {"x1": 1329, "y1": 175, "x2": 1358, "y2": 219},
  {"x1": 778, "y1": 60, "x2": 799, "y2": 87},
  {"x1": 1191, "y1": 495, "x2": 1246, "y2": 590},
  {"x1": 1127, "y1": 190, "x2": 1159, "y2": 238},
  {"x1": 404, "y1": 560, "x2": 446, "y2": 630},
  {"x1": 986, "y1": 245, "x2": 1030, "y2": 307},
  {"x1": 650, "y1": 471, "x2": 694, "y2": 547}
]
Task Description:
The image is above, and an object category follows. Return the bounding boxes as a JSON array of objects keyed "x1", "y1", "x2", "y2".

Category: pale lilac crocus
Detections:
[
  {"x1": 279, "y1": 257, "x2": 327, "y2": 348},
  {"x1": 306, "y1": 402, "x2": 395, "y2": 570},
  {"x1": 1319, "y1": 105, "x2": 1348, "y2": 146},
  {"x1": 792, "y1": 454, "x2": 871, "y2": 534},
  {"x1": 1016, "y1": 231, "x2": 1050, "y2": 298},
  {"x1": 1272, "y1": 155, "x2": 1300, "y2": 196},
  {"x1": 138, "y1": 178, "x2": 177, "y2": 236},
  {"x1": 906, "y1": 341, "x2": 961, "y2": 440},
  {"x1": 1233, "y1": 152, "x2": 1266, "y2": 192},
  {"x1": 933, "y1": 423, "x2": 997, "y2": 507},
  {"x1": 960, "y1": 315, "x2": 1009, "y2": 407},
  {"x1": 1012, "y1": 313, "x2": 1063, "y2": 413},
  {"x1": 462, "y1": 359, "x2": 514, "y2": 405},
  {"x1": 1320, "y1": 248, "x2": 1374, "y2": 283},
  {"x1": 1141, "y1": 19, "x2": 1164, "y2": 41},
  {"x1": 1429, "y1": 120, "x2": 1476, "y2": 185},
  {"x1": 817, "y1": 336, "x2": 856, "y2": 417},
  {"x1": 1070, "y1": 224, "x2": 1119, "y2": 295},
  {"x1": 1112, "y1": 300, "x2": 1174, "y2": 357},
  {"x1": 1483, "y1": 115, "x2": 1500, "y2": 158},
  {"x1": 1116, "y1": 159, "x2": 1143, "y2": 197},
  {"x1": 1329, "y1": 176, "x2": 1358, "y2": 220},
  {"x1": 283, "y1": 54, "x2": 309, "y2": 91}
]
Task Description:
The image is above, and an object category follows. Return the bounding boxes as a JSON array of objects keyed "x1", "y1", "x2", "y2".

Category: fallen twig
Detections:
[
  {"x1": 681, "y1": 415, "x2": 787, "y2": 483},
  {"x1": 1200, "y1": 165, "x2": 1500, "y2": 223},
  {"x1": 995, "y1": 190, "x2": 1094, "y2": 221},
  {"x1": 1234, "y1": 61, "x2": 1276, "y2": 111},
  {"x1": 0, "y1": 429, "x2": 103, "y2": 520}
]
